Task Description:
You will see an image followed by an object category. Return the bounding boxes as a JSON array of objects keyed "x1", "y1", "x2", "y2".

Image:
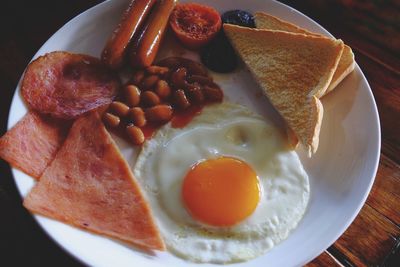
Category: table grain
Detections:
[{"x1": 0, "y1": 0, "x2": 398, "y2": 266}]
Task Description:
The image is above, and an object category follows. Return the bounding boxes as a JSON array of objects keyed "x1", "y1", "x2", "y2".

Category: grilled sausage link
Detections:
[
  {"x1": 130, "y1": 0, "x2": 177, "y2": 68},
  {"x1": 101, "y1": 0, "x2": 156, "y2": 69}
]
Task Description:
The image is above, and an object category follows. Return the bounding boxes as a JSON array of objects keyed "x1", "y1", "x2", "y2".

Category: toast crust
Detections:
[
  {"x1": 327, "y1": 45, "x2": 355, "y2": 93},
  {"x1": 254, "y1": 11, "x2": 355, "y2": 95}
]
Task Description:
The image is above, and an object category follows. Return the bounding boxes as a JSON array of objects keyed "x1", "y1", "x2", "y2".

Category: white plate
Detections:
[{"x1": 8, "y1": 0, "x2": 380, "y2": 266}]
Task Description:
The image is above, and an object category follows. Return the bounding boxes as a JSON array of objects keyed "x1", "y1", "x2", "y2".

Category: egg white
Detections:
[{"x1": 134, "y1": 102, "x2": 310, "y2": 263}]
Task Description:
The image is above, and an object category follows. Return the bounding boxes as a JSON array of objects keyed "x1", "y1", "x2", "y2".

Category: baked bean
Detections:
[
  {"x1": 126, "y1": 125, "x2": 145, "y2": 145},
  {"x1": 145, "y1": 104, "x2": 173, "y2": 122},
  {"x1": 124, "y1": 84, "x2": 141, "y2": 107},
  {"x1": 203, "y1": 85, "x2": 224, "y2": 102},
  {"x1": 154, "y1": 80, "x2": 171, "y2": 99},
  {"x1": 141, "y1": 75, "x2": 159, "y2": 89},
  {"x1": 131, "y1": 70, "x2": 145, "y2": 85},
  {"x1": 109, "y1": 101, "x2": 130, "y2": 117},
  {"x1": 141, "y1": 91, "x2": 161, "y2": 107},
  {"x1": 171, "y1": 67, "x2": 188, "y2": 89},
  {"x1": 102, "y1": 112, "x2": 120, "y2": 128},
  {"x1": 157, "y1": 57, "x2": 181, "y2": 69},
  {"x1": 187, "y1": 74, "x2": 213, "y2": 85},
  {"x1": 185, "y1": 82, "x2": 202, "y2": 91},
  {"x1": 187, "y1": 86, "x2": 205, "y2": 104},
  {"x1": 146, "y1": 65, "x2": 169, "y2": 75},
  {"x1": 173, "y1": 89, "x2": 190, "y2": 109},
  {"x1": 128, "y1": 107, "x2": 146, "y2": 127},
  {"x1": 157, "y1": 57, "x2": 208, "y2": 76}
]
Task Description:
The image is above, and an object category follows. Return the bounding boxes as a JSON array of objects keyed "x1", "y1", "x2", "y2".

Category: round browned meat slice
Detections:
[{"x1": 21, "y1": 51, "x2": 120, "y2": 119}]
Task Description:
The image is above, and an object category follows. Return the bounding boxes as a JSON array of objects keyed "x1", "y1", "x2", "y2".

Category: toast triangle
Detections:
[
  {"x1": 254, "y1": 11, "x2": 355, "y2": 95},
  {"x1": 223, "y1": 24, "x2": 344, "y2": 154}
]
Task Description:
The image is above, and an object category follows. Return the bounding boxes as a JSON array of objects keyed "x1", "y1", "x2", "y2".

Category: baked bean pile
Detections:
[{"x1": 102, "y1": 57, "x2": 223, "y2": 145}]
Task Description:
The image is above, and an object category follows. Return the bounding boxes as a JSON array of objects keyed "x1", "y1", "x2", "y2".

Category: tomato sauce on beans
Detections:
[{"x1": 102, "y1": 57, "x2": 223, "y2": 146}]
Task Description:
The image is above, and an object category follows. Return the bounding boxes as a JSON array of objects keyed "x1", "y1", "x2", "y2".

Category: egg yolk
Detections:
[{"x1": 182, "y1": 157, "x2": 260, "y2": 226}]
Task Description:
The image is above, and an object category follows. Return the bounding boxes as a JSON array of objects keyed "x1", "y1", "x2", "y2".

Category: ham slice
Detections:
[
  {"x1": 21, "y1": 51, "x2": 120, "y2": 119},
  {"x1": 23, "y1": 111, "x2": 165, "y2": 251},
  {"x1": 0, "y1": 111, "x2": 70, "y2": 179}
]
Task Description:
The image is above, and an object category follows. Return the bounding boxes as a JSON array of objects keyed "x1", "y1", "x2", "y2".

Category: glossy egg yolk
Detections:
[{"x1": 182, "y1": 157, "x2": 260, "y2": 226}]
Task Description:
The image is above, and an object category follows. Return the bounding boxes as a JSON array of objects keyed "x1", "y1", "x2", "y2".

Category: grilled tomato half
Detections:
[{"x1": 169, "y1": 3, "x2": 222, "y2": 49}]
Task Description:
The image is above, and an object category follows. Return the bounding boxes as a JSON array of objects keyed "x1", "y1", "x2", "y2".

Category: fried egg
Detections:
[{"x1": 134, "y1": 102, "x2": 310, "y2": 263}]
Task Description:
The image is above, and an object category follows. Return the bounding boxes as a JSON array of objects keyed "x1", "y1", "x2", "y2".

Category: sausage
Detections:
[
  {"x1": 101, "y1": 0, "x2": 157, "y2": 69},
  {"x1": 130, "y1": 0, "x2": 177, "y2": 68}
]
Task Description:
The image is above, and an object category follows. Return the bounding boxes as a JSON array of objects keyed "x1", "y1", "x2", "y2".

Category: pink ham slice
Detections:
[
  {"x1": 0, "y1": 111, "x2": 70, "y2": 179},
  {"x1": 21, "y1": 51, "x2": 120, "y2": 119},
  {"x1": 23, "y1": 111, "x2": 165, "y2": 251}
]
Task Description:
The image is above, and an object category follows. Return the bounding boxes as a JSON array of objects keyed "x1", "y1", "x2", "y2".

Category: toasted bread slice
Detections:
[
  {"x1": 223, "y1": 24, "x2": 344, "y2": 154},
  {"x1": 254, "y1": 12, "x2": 355, "y2": 95},
  {"x1": 327, "y1": 45, "x2": 354, "y2": 92}
]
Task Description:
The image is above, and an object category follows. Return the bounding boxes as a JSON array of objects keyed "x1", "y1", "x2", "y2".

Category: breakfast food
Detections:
[
  {"x1": 1, "y1": 0, "x2": 361, "y2": 262},
  {"x1": 0, "y1": 112, "x2": 70, "y2": 179},
  {"x1": 157, "y1": 56, "x2": 208, "y2": 76},
  {"x1": 103, "y1": 57, "x2": 223, "y2": 145},
  {"x1": 23, "y1": 111, "x2": 165, "y2": 251},
  {"x1": 200, "y1": 31, "x2": 237, "y2": 73},
  {"x1": 254, "y1": 11, "x2": 355, "y2": 94},
  {"x1": 222, "y1": 10, "x2": 255, "y2": 27},
  {"x1": 201, "y1": 10, "x2": 256, "y2": 73},
  {"x1": 134, "y1": 103, "x2": 310, "y2": 263},
  {"x1": 101, "y1": 0, "x2": 157, "y2": 69},
  {"x1": 21, "y1": 51, "x2": 120, "y2": 119},
  {"x1": 223, "y1": 24, "x2": 344, "y2": 155},
  {"x1": 169, "y1": 3, "x2": 222, "y2": 49},
  {"x1": 130, "y1": 0, "x2": 177, "y2": 67}
]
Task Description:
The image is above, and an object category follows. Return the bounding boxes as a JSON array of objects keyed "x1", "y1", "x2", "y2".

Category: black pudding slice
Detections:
[
  {"x1": 201, "y1": 10, "x2": 255, "y2": 73},
  {"x1": 200, "y1": 31, "x2": 237, "y2": 73},
  {"x1": 221, "y1": 10, "x2": 256, "y2": 28}
]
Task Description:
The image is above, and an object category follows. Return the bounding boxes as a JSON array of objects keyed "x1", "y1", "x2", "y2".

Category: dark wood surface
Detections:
[{"x1": 0, "y1": 0, "x2": 398, "y2": 266}]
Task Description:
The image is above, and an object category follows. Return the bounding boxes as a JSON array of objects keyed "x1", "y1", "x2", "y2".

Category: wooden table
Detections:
[{"x1": 0, "y1": 0, "x2": 398, "y2": 266}]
